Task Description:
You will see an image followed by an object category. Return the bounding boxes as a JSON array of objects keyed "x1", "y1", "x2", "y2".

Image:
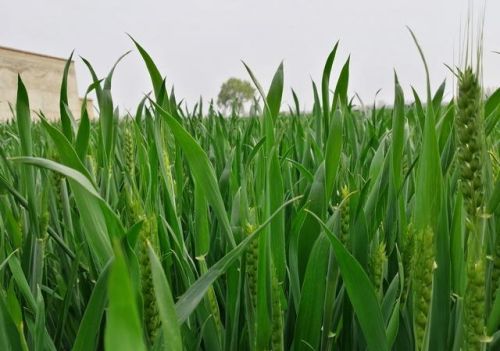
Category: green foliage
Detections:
[{"x1": 217, "y1": 77, "x2": 255, "y2": 115}]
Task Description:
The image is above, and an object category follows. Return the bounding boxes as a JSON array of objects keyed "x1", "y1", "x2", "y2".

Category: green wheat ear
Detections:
[
  {"x1": 413, "y1": 226, "x2": 434, "y2": 351},
  {"x1": 492, "y1": 239, "x2": 500, "y2": 296},
  {"x1": 244, "y1": 215, "x2": 259, "y2": 350},
  {"x1": 245, "y1": 208, "x2": 258, "y2": 308},
  {"x1": 124, "y1": 125, "x2": 135, "y2": 180},
  {"x1": 369, "y1": 241, "x2": 386, "y2": 299},
  {"x1": 207, "y1": 284, "x2": 222, "y2": 334},
  {"x1": 401, "y1": 224, "x2": 416, "y2": 307},
  {"x1": 464, "y1": 258, "x2": 486, "y2": 351},
  {"x1": 88, "y1": 154, "x2": 97, "y2": 179},
  {"x1": 51, "y1": 154, "x2": 63, "y2": 212},
  {"x1": 161, "y1": 138, "x2": 176, "y2": 201},
  {"x1": 139, "y1": 215, "x2": 160, "y2": 344},
  {"x1": 17, "y1": 215, "x2": 24, "y2": 243},
  {"x1": 39, "y1": 211, "x2": 49, "y2": 236},
  {"x1": 456, "y1": 67, "x2": 485, "y2": 230},
  {"x1": 455, "y1": 24, "x2": 489, "y2": 349},
  {"x1": 245, "y1": 222, "x2": 258, "y2": 307},
  {"x1": 339, "y1": 185, "x2": 351, "y2": 249},
  {"x1": 271, "y1": 268, "x2": 284, "y2": 351}
]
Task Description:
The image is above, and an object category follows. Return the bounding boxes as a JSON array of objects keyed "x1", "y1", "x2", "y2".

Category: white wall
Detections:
[{"x1": 0, "y1": 46, "x2": 83, "y2": 122}]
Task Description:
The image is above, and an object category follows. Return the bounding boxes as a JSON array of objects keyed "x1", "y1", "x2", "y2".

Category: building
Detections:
[{"x1": 0, "y1": 45, "x2": 94, "y2": 122}]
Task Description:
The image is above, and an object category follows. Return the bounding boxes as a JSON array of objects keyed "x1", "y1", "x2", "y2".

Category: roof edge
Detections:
[{"x1": 0, "y1": 45, "x2": 75, "y2": 63}]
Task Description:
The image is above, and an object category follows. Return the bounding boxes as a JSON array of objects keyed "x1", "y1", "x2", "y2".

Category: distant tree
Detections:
[{"x1": 217, "y1": 78, "x2": 255, "y2": 115}]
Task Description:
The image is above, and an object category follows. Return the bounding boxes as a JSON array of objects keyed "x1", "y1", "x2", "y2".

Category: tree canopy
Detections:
[{"x1": 217, "y1": 78, "x2": 255, "y2": 115}]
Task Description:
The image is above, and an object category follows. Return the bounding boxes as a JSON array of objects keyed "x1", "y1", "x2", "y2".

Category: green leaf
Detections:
[
  {"x1": 308, "y1": 211, "x2": 389, "y2": 351},
  {"x1": 332, "y1": 57, "x2": 350, "y2": 111},
  {"x1": 194, "y1": 181, "x2": 210, "y2": 258},
  {"x1": 265, "y1": 62, "x2": 284, "y2": 124},
  {"x1": 409, "y1": 31, "x2": 442, "y2": 230},
  {"x1": 60, "y1": 52, "x2": 75, "y2": 142},
  {"x1": 39, "y1": 116, "x2": 93, "y2": 181},
  {"x1": 75, "y1": 106, "x2": 90, "y2": 161},
  {"x1": 129, "y1": 36, "x2": 164, "y2": 100},
  {"x1": 99, "y1": 88, "x2": 115, "y2": 167},
  {"x1": 485, "y1": 87, "x2": 500, "y2": 117},
  {"x1": 0, "y1": 295, "x2": 24, "y2": 351},
  {"x1": 147, "y1": 244, "x2": 182, "y2": 351},
  {"x1": 175, "y1": 197, "x2": 300, "y2": 323},
  {"x1": 11, "y1": 157, "x2": 122, "y2": 268},
  {"x1": 34, "y1": 287, "x2": 46, "y2": 351},
  {"x1": 75, "y1": 80, "x2": 100, "y2": 161},
  {"x1": 268, "y1": 148, "x2": 286, "y2": 282},
  {"x1": 292, "y1": 235, "x2": 330, "y2": 351},
  {"x1": 321, "y1": 43, "x2": 339, "y2": 138},
  {"x1": 72, "y1": 261, "x2": 111, "y2": 351},
  {"x1": 105, "y1": 242, "x2": 146, "y2": 351},
  {"x1": 152, "y1": 102, "x2": 236, "y2": 247},
  {"x1": 325, "y1": 110, "x2": 343, "y2": 200},
  {"x1": 16, "y1": 75, "x2": 32, "y2": 156},
  {"x1": 16, "y1": 75, "x2": 39, "y2": 238},
  {"x1": 8, "y1": 255, "x2": 36, "y2": 311}
]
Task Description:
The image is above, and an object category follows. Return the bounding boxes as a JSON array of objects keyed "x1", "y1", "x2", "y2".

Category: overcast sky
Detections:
[{"x1": 1, "y1": 0, "x2": 499, "y2": 112}]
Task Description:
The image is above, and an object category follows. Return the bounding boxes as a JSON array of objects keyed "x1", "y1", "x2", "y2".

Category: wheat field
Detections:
[{"x1": 0, "y1": 35, "x2": 499, "y2": 351}]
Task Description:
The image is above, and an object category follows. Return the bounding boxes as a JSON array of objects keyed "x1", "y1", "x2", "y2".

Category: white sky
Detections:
[{"x1": 1, "y1": 0, "x2": 499, "y2": 112}]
